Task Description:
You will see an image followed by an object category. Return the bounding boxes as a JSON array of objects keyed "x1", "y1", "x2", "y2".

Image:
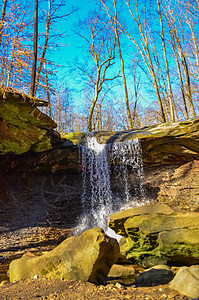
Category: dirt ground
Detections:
[
  {"x1": 0, "y1": 225, "x2": 190, "y2": 300},
  {"x1": 0, "y1": 277, "x2": 189, "y2": 300}
]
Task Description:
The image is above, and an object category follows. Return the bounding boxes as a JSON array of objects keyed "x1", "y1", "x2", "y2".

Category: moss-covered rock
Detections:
[
  {"x1": 0, "y1": 88, "x2": 57, "y2": 154},
  {"x1": 8, "y1": 227, "x2": 119, "y2": 284},
  {"x1": 108, "y1": 204, "x2": 199, "y2": 267},
  {"x1": 61, "y1": 132, "x2": 86, "y2": 145}
]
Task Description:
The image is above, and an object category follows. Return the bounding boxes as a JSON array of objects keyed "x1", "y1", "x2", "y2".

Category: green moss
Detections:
[
  {"x1": 61, "y1": 132, "x2": 86, "y2": 145},
  {"x1": 0, "y1": 141, "x2": 30, "y2": 154},
  {"x1": 30, "y1": 135, "x2": 52, "y2": 152},
  {"x1": 139, "y1": 233, "x2": 159, "y2": 251},
  {"x1": 0, "y1": 96, "x2": 56, "y2": 154},
  {"x1": 47, "y1": 262, "x2": 53, "y2": 272},
  {"x1": 162, "y1": 243, "x2": 199, "y2": 259},
  {"x1": 41, "y1": 269, "x2": 48, "y2": 276}
]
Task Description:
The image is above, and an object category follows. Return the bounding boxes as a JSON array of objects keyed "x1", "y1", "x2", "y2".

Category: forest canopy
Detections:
[{"x1": 0, "y1": 0, "x2": 198, "y2": 132}]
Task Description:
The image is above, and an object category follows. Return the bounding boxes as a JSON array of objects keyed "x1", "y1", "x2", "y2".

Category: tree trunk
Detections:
[
  {"x1": 113, "y1": 0, "x2": 133, "y2": 129},
  {"x1": 87, "y1": 68, "x2": 101, "y2": 132},
  {"x1": 58, "y1": 91, "x2": 62, "y2": 131},
  {"x1": 44, "y1": 61, "x2": 52, "y2": 117},
  {"x1": 1, "y1": 47, "x2": 5, "y2": 83},
  {"x1": 172, "y1": 22, "x2": 196, "y2": 119},
  {"x1": 157, "y1": 0, "x2": 175, "y2": 122},
  {"x1": 35, "y1": 0, "x2": 51, "y2": 94},
  {"x1": 0, "y1": 0, "x2": 8, "y2": 48},
  {"x1": 124, "y1": 0, "x2": 167, "y2": 123},
  {"x1": 30, "y1": 0, "x2": 38, "y2": 97},
  {"x1": 145, "y1": 45, "x2": 167, "y2": 122},
  {"x1": 166, "y1": 13, "x2": 189, "y2": 120}
]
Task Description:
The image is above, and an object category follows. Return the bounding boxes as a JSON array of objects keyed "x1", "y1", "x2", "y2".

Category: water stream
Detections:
[{"x1": 77, "y1": 135, "x2": 145, "y2": 233}]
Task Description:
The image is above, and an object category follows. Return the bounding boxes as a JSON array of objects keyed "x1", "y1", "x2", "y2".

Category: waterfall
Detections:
[
  {"x1": 77, "y1": 135, "x2": 145, "y2": 233},
  {"x1": 80, "y1": 135, "x2": 112, "y2": 229},
  {"x1": 108, "y1": 139, "x2": 145, "y2": 209}
]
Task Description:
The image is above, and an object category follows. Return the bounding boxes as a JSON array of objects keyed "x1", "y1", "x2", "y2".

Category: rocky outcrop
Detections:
[
  {"x1": 62, "y1": 121, "x2": 199, "y2": 211},
  {"x1": 143, "y1": 160, "x2": 199, "y2": 211},
  {"x1": 108, "y1": 203, "x2": 199, "y2": 267},
  {"x1": 63, "y1": 119, "x2": 199, "y2": 166},
  {"x1": 170, "y1": 265, "x2": 199, "y2": 298},
  {"x1": 8, "y1": 227, "x2": 119, "y2": 284},
  {"x1": 0, "y1": 87, "x2": 60, "y2": 154}
]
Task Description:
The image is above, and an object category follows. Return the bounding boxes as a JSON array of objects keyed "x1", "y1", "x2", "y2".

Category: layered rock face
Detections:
[
  {"x1": 64, "y1": 119, "x2": 199, "y2": 165},
  {"x1": 8, "y1": 227, "x2": 119, "y2": 284},
  {"x1": 64, "y1": 120, "x2": 199, "y2": 211},
  {"x1": 0, "y1": 88, "x2": 59, "y2": 154},
  {"x1": 0, "y1": 90, "x2": 81, "y2": 231},
  {"x1": 108, "y1": 203, "x2": 199, "y2": 267}
]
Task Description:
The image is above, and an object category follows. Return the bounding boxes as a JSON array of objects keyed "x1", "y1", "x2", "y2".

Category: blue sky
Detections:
[
  {"x1": 50, "y1": 0, "x2": 96, "y2": 65},
  {"x1": 3, "y1": 0, "x2": 198, "y2": 121},
  {"x1": 46, "y1": 0, "x2": 153, "y2": 110}
]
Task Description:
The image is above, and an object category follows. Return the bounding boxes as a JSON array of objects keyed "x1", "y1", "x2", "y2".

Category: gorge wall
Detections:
[{"x1": 0, "y1": 89, "x2": 199, "y2": 233}]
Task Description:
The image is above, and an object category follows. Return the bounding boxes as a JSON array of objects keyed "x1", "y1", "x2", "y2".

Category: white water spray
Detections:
[
  {"x1": 80, "y1": 135, "x2": 112, "y2": 230},
  {"x1": 77, "y1": 135, "x2": 145, "y2": 233},
  {"x1": 108, "y1": 139, "x2": 145, "y2": 208}
]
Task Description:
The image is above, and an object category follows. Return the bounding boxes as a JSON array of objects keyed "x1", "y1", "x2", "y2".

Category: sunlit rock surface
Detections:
[
  {"x1": 8, "y1": 227, "x2": 119, "y2": 284},
  {"x1": 170, "y1": 265, "x2": 199, "y2": 298},
  {"x1": 109, "y1": 204, "x2": 199, "y2": 267},
  {"x1": 63, "y1": 119, "x2": 199, "y2": 165}
]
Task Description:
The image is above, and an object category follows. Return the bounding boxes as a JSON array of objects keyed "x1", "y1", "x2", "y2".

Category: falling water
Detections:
[
  {"x1": 108, "y1": 139, "x2": 145, "y2": 209},
  {"x1": 79, "y1": 135, "x2": 112, "y2": 230},
  {"x1": 77, "y1": 135, "x2": 145, "y2": 233}
]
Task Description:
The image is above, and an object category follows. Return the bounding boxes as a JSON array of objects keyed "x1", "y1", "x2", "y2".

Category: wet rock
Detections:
[
  {"x1": 8, "y1": 227, "x2": 120, "y2": 284},
  {"x1": 170, "y1": 265, "x2": 199, "y2": 298}
]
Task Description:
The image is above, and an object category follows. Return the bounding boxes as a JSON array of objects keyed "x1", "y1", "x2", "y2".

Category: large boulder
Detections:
[
  {"x1": 108, "y1": 203, "x2": 199, "y2": 267},
  {"x1": 8, "y1": 227, "x2": 119, "y2": 284},
  {"x1": 170, "y1": 265, "x2": 199, "y2": 298}
]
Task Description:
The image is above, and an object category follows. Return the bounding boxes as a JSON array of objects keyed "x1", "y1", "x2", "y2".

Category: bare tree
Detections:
[
  {"x1": 157, "y1": 0, "x2": 175, "y2": 122},
  {"x1": 35, "y1": 0, "x2": 75, "y2": 94},
  {"x1": 0, "y1": 0, "x2": 8, "y2": 48},
  {"x1": 30, "y1": 0, "x2": 38, "y2": 97},
  {"x1": 167, "y1": 7, "x2": 196, "y2": 119},
  {"x1": 0, "y1": 1, "x2": 33, "y2": 89},
  {"x1": 77, "y1": 13, "x2": 120, "y2": 131},
  {"x1": 120, "y1": 0, "x2": 167, "y2": 122},
  {"x1": 44, "y1": 61, "x2": 52, "y2": 117},
  {"x1": 165, "y1": 10, "x2": 189, "y2": 120},
  {"x1": 101, "y1": 0, "x2": 133, "y2": 129}
]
